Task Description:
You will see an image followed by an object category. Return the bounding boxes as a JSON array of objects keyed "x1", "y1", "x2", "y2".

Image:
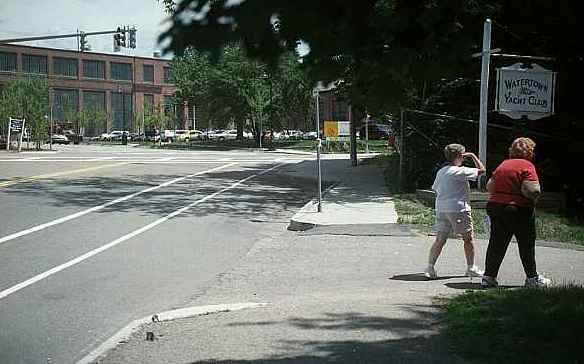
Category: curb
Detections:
[{"x1": 77, "y1": 302, "x2": 268, "y2": 364}]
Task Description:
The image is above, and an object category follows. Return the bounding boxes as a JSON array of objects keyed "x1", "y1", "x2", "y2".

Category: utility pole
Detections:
[{"x1": 478, "y1": 19, "x2": 492, "y2": 190}]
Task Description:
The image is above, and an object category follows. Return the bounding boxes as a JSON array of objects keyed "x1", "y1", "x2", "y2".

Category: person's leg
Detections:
[
  {"x1": 514, "y1": 207, "x2": 538, "y2": 278},
  {"x1": 453, "y1": 211, "x2": 484, "y2": 276},
  {"x1": 428, "y1": 232, "x2": 448, "y2": 266},
  {"x1": 484, "y1": 203, "x2": 514, "y2": 278},
  {"x1": 425, "y1": 213, "x2": 450, "y2": 278}
]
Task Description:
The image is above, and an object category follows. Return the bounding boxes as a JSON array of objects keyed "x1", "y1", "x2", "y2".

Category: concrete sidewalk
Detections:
[
  {"x1": 288, "y1": 161, "x2": 398, "y2": 231},
  {"x1": 91, "y1": 157, "x2": 584, "y2": 364}
]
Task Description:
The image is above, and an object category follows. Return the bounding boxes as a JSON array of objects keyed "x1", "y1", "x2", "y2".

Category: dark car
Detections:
[{"x1": 359, "y1": 123, "x2": 393, "y2": 140}]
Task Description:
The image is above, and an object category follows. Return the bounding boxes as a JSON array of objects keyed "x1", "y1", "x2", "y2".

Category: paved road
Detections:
[{"x1": 0, "y1": 145, "x2": 329, "y2": 364}]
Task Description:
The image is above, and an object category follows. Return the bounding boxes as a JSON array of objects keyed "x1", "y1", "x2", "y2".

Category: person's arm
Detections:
[
  {"x1": 486, "y1": 177, "x2": 495, "y2": 194},
  {"x1": 462, "y1": 152, "x2": 486, "y2": 175},
  {"x1": 521, "y1": 180, "x2": 541, "y2": 203}
]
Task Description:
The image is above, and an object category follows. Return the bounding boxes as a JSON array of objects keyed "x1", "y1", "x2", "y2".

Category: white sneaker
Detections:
[
  {"x1": 424, "y1": 266, "x2": 437, "y2": 279},
  {"x1": 525, "y1": 274, "x2": 551, "y2": 287},
  {"x1": 465, "y1": 266, "x2": 484, "y2": 278},
  {"x1": 481, "y1": 275, "x2": 498, "y2": 288}
]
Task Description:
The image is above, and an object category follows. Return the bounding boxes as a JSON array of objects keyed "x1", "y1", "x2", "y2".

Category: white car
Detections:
[
  {"x1": 177, "y1": 130, "x2": 203, "y2": 141},
  {"x1": 108, "y1": 131, "x2": 129, "y2": 141},
  {"x1": 213, "y1": 129, "x2": 238, "y2": 141}
]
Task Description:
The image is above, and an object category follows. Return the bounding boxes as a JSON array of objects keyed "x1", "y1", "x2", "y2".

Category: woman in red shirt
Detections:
[{"x1": 481, "y1": 137, "x2": 551, "y2": 288}]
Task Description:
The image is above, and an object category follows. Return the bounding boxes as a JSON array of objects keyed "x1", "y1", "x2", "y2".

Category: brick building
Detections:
[{"x1": 0, "y1": 43, "x2": 185, "y2": 136}]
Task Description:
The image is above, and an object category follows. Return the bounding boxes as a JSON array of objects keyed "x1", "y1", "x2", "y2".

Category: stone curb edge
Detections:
[{"x1": 77, "y1": 302, "x2": 268, "y2": 364}]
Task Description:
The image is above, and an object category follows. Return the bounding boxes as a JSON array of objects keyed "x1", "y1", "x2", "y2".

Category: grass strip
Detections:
[
  {"x1": 443, "y1": 285, "x2": 584, "y2": 364},
  {"x1": 375, "y1": 154, "x2": 584, "y2": 245}
]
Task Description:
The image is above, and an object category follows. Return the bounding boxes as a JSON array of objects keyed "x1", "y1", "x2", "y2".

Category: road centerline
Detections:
[
  {"x1": 0, "y1": 163, "x2": 237, "y2": 246},
  {"x1": 0, "y1": 163, "x2": 283, "y2": 301}
]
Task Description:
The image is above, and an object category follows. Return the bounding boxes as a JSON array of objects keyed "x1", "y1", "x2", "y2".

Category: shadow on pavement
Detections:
[
  {"x1": 0, "y1": 162, "x2": 321, "y2": 220},
  {"x1": 187, "y1": 308, "x2": 463, "y2": 364},
  {"x1": 444, "y1": 282, "x2": 521, "y2": 290},
  {"x1": 1, "y1": 159, "x2": 386, "y2": 222},
  {"x1": 390, "y1": 273, "x2": 466, "y2": 281}
]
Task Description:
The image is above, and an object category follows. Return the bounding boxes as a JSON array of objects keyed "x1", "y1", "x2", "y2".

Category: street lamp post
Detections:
[{"x1": 314, "y1": 90, "x2": 322, "y2": 213}]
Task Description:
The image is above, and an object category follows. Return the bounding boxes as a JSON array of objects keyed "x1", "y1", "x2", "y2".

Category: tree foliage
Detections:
[
  {"x1": 0, "y1": 76, "x2": 49, "y2": 150},
  {"x1": 171, "y1": 43, "x2": 313, "y2": 145}
]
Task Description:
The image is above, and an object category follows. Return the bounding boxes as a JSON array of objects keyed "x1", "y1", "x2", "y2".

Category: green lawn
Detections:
[
  {"x1": 443, "y1": 286, "x2": 584, "y2": 364},
  {"x1": 103, "y1": 138, "x2": 390, "y2": 153},
  {"x1": 375, "y1": 154, "x2": 584, "y2": 245}
]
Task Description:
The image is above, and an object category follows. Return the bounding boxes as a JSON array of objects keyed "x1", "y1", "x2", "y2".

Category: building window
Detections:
[
  {"x1": 23, "y1": 54, "x2": 48, "y2": 74},
  {"x1": 111, "y1": 92, "x2": 133, "y2": 130},
  {"x1": 0, "y1": 52, "x2": 17, "y2": 72},
  {"x1": 144, "y1": 94, "x2": 154, "y2": 115},
  {"x1": 53, "y1": 89, "x2": 79, "y2": 122},
  {"x1": 163, "y1": 95, "x2": 175, "y2": 115},
  {"x1": 163, "y1": 67, "x2": 172, "y2": 83},
  {"x1": 143, "y1": 65, "x2": 154, "y2": 83},
  {"x1": 83, "y1": 91, "x2": 107, "y2": 136},
  {"x1": 53, "y1": 57, "x2": 78, "y2": 78},
  {"x1": 83, "y1": 60, "x2": 105, "y2": 79},
  {"x1": 83, "y1": 91, "x2": 106, "y2": 112},
  {"x1": 111, "y1": 62, "x2": 133, "y2": 81}
]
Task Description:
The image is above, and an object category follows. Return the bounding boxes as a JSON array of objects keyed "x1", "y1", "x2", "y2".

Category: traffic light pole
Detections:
[{"x1": 0, "y1": 29, "x2": 121, "y2": 44}]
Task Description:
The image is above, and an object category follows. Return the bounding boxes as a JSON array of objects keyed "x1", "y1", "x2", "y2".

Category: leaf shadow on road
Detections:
[
  {"x1": 1, "y1": 159, "x2": 388, "y2": 222},
  {"x1": 181, "y1": 305, "x2": 463, "y2": 364}
]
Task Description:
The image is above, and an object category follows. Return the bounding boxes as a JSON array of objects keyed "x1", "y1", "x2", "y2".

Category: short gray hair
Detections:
[{"x1": 444, "y1": 144, "x2": 465, "y2": 162}]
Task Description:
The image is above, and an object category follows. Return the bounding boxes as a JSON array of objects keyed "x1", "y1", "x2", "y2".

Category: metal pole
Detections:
[
  {"x1": 49, "y1": 90, "x2": 53, "y2": 151},
  {"x1": 315, "y1": 92, "x2": 322, "y2": 212},
  {"x1": 6, "y1": 118, "x2": 11, "y2": 151},
  {"x1": 365, "y1": 113, "x2": 369, "y2": 154},
  {"x1": 399, "y1": 108, "x2": 405, "y2": 191},
  {"x1": 317, "y1": 138, "x2": 322, "y2": 213},
  {"x1": 478, "y1": 18, "x2": 492, "y2": 190},
  {"x1": 193, "y1": 103, "x2": 196, "y2": 131},
  {"x1": 18, "y1": 119, "x2": 25, "y2": 152}
]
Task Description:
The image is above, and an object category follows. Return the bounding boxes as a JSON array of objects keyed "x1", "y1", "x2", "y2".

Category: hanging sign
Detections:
[{"x1": 495, "y1": 63, "x2": 556, "y2": 120}]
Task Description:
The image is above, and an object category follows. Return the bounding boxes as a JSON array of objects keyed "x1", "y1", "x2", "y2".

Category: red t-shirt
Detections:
[{"x1": 488, "y1": 159, "x2": 539, "y2": 206}]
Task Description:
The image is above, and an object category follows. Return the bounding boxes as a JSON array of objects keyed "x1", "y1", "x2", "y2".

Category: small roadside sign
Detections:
[{"x1": 6, "y1": 117, "x2": 26, "y2": 152}]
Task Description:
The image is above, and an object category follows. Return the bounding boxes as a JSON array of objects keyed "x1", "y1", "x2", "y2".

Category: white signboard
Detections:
[
  {"x1": 338, "y1": 121, "x2": 350, "y2": 136},
  {"x1": 495, "y1": 63, "x2": 556, "y2": 120}
]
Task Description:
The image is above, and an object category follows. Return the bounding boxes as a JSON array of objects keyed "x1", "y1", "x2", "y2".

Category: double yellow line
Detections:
[{"x1": 0, "y1": 162, "x2": 128, "y2": 188}]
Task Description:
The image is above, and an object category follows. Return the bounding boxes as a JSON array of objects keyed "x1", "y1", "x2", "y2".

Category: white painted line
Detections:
[
  {"x1": 0, "y1": 163, "x2": 236, "y2": 246},
  {"x1": 77, "y1": 302, "x2": 268, "y2": 364},
  {"x1": 0, "y1": 163, "x2": 283, "y2": 301}
]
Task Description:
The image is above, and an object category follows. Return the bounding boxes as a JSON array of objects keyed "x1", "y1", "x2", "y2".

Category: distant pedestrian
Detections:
[
  {"x1": 481, "y1": 137, "x2": 551, "y2": 288},
  {"x1": 424, "y1": 144, "x2": 486, "y2": 279}
]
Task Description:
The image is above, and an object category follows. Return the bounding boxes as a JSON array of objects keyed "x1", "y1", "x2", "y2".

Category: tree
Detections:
[
  {"x1": 0, "y1": 76, "x2": 49, "y2": 150},
  {"x1": 171, "y1": 43, "x2": 311, "y2": 145}
]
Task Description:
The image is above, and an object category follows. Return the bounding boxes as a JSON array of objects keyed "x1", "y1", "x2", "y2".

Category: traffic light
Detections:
[
  {"x1": 80, "y1": 32, "x2": 89, "y2": 52},
  {"x1": 114, "y1": 28, "x2": 126, "y2": 49},
  {"x1": 129, "y1": 27, "x2": 137, "y2": 49}
]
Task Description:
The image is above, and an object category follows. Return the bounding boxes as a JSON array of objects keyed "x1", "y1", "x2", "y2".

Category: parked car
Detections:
[
  {"x1": 48, "y1": 134, "x2": 70, "y2": 145},
  {"x1": 214, "y1": 129, "x2": 238, "y2": 141},
  {"x1": 144, "y1": 129, "x2": 160, "y2": 142},
  {"x1": 108, "y1": 131, "x2": 129, "y2": 141},
  {"x1": 163, "y1": 129, "x2": 180, "y2": 142},
  {"x1": 303, "y1": 131, "x2": 318, "y2": 140},
  {"x1": 177, "y1": 129, "x2": 203, "y2": 142},
  {"x1": 359, "y1": 123, "x2": 393, "y2": 140}
]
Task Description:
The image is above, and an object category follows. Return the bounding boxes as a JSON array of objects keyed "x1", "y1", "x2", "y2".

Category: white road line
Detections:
[
  {"x1": 0, "y1": 163, "x2": 282, "y2": 301},
  {"x1": 0, "y1": 163, "x2": 237, "y2": 246}
]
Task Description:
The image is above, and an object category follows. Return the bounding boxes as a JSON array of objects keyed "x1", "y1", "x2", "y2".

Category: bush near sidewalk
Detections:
[
  {"x1": 376, "y1": 154, "x2": 584, "y2": 245},
  {"x1": 443, "y1": 286, "x2": 584, "y2": 364}
]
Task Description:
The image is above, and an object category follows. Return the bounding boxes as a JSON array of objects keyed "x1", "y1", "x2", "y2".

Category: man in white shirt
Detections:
[{"x1": 424, "y1": 144, "x2": 486, "y2": 279}]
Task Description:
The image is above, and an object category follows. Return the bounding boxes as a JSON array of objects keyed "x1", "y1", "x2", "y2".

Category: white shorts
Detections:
[{"x1": 435, "y1": 211, "x2": 473, "y2": 237}]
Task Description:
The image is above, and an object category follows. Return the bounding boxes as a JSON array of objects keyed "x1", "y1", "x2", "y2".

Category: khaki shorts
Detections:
[{"x1": 435, "y1": 211, "x2": 473, "y2": 238}]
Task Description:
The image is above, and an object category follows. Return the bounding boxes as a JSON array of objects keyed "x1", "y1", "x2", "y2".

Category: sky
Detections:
[{"x1": 0, "y1": 0, "x2": 172, "y2": 58}]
